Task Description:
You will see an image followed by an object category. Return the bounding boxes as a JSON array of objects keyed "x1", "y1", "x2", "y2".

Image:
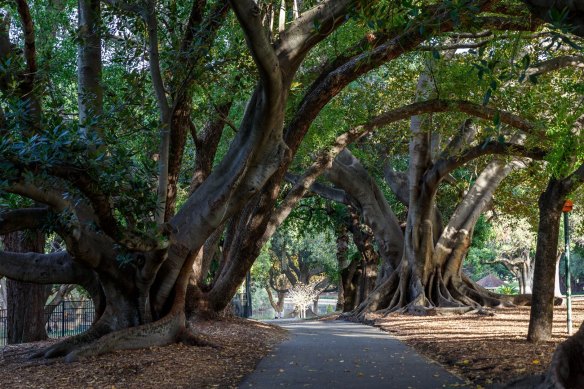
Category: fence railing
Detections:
[{"x1": 0, "y1": 300, "x2": 95, "y2": 346}]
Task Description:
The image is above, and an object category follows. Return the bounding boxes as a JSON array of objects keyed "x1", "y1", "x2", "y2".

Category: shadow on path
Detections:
[{"x1": 239, "y1": 320, "x2": 474, "y2": 389}]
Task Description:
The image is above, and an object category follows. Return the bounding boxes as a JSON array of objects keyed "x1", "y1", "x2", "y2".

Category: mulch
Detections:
[
  {"x1": 1, "y1": 302, "x2": 581, "y2": 387},
  {"x1": 0, "y1": 316, "x2": 288, "y2": 389},
  {"x1": 370, "y1": 300, "x2": 584, "y2": 386}
]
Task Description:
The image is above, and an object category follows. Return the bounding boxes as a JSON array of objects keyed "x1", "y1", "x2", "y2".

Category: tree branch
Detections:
[
  {"x1": 0, "y1": 250, "x2": 95, "y2": 285},
  {"x1": 285, "y1": 173, "x2": 352, "y2": 205},
  {"x1": 383, "y1": 166, "x2": 409, "y2": 206},
  {"x1": 0, "y1": 207, "x2": 48, "y2": 235},
  {"x1": 264, "y1": 123, "x2": 371, "y2": 239},
  {"x1": 428, "y1": 140, "x2": 546, "y2": 189},
  {"x1": 7, "y1": 182, "x2": 72, "y2": 213},
  {"x1": 418, "y1": 40, "x2": 491, "y2": 51},
  {"x1": 441, "y1": 119, "x2": 479, "y2": 157},
  {"x1": 275, "y1": 0, "x2": 355, "y2": 71},
  {"x1": 526, "y1": 55, "x2": 584, "y2": 78},
  {"x1": 229, "y1": 0, "x2": 281, "y2": 88},
  {"x1": 15, "y1": 0, "x2": 37, "y2": 87}
]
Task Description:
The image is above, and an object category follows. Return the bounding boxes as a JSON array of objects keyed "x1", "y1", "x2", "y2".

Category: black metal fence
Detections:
[{"x1": 0, "y1": 300, "x2": 95, "y2": 346}]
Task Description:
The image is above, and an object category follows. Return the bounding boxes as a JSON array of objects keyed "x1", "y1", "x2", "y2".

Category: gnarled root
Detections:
[
  {"x1": 177, "y1": 322, "x2": 218, "y2": 348},
  {"x1": 30, "y1": 322, "x2": 111, "y2": 359},
  {"x1": 31, "y1": 311, "x2": 200, "y2": 362},
  {"x1": 63, "y1": 311, "x2": 186, "y2": 362},
  {"x1": 350, "y1": 267, "x2": 542, "y2": 321}
]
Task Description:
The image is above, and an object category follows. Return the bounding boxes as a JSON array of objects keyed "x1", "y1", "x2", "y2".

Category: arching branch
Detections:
[
  {"x1": 426, "y1": 140, "x2": 546, "y2": 189},
  {"x1": 0, "y1": 207, "x2": 49, "y2": 234},
  {"x1": 0, "y1": 250, "x2": 95, "y2": 285},
  {"x1": 285, "y1": 173, "x2": 352, "y2": 206},
  {"x1": 527, "y1": 55, "x2": 584, "y2": 77}
]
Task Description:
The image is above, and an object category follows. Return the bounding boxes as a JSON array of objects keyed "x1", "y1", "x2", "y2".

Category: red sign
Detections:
[{"x1": 563, "y1": 199, "x2": 574, "y2": 213}]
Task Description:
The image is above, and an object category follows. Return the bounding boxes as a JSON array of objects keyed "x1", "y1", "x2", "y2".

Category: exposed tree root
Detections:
[
  {"x1": 177, "y1": 323, "x2": 219, "y2": 348},
  {"x1": 30, "y1": 322, "x2": 111, "y2": 359},
  {"x1": 350, "y1": 266, "x2": 561, "y2": 322},
  {"x1": 29, "y1": 310, "x2": 213, "y2": 362},
  {"x1": 62, "y1": 311, "x2": 186, "y2": 362}
]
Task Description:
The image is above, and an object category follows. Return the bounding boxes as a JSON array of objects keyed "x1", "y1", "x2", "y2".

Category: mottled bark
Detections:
[
  {"x1": 341, "y1": 260, "x2": 361, "y2": 312},
  {"x1": 347, "y1": 210, "x2": 379, "y2": 305}
]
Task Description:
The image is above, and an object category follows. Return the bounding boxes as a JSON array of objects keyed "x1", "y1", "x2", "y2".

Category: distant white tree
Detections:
[{"x1": 288, "y1": 282, "x2": 319, "y2": 319}]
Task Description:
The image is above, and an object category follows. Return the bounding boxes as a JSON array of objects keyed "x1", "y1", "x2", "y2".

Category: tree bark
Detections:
[
  {"x1": 335, "y1": 223, "x2": 349, "y2": 311},
  {"x1": 2, "y1": 231, "x2": 48, "y2": 344},
  {"x1": 528, "y1": 179, "x2": 573, "y2": 342},
  {"x1": 77, "y1": 0, "x2": 102, "y2": 135}
]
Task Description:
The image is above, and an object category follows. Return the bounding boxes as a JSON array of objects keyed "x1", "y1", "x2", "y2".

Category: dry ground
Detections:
[
  {"x1": 0, "y1": 316, "x2": 288, "y2": 389},
  {"x1": 370, "y1": 299, "x2": 584, "y2": 386},
  {"x1": 1, "y1": 302, "x2": 582, "y2": 388}
]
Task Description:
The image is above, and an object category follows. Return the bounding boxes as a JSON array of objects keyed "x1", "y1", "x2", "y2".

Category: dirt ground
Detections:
[
  {"x1": 0, "y1": 316, "x2": 288, "y2": 389},
  {"x1": 1, "y1": 302, "x2": 582, "y2": 388},
  {"x1": 371, "y1": 299, "x2": 584, "y2": 386}
]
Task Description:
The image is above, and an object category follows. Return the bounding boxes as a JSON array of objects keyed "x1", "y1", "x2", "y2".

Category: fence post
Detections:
[{"x1": 61, "y1": 301, "x2": 65, "y2": 338}]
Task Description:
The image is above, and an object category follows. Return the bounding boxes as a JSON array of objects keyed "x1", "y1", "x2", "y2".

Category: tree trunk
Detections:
[
  {"x1": 335, "y1": 223, "x2": 349, "y2": 311},
  {"x1": 3, "y1": 231, "x2": 48, "y2": 344},
  {"x1": 266, "y1": 287, "x2": 285, "y2": 317},
  {"x1": 528, "y1": 179, "x2": 569, "y2": 342},
  {"x1": 325, "y1": 149, "x2": 404, "y2": 276},
  {"x1": 77, "y1": 0, "x2": 102, "y2": 135},
  {"x1": 348, "y1": 212, "x2": 379, "y2": 305},
  {"x1": 539, "y1": 320, "x2": 584, "y2": 388},
  {"x1": 341, "y1": 260, "x2": 361, "y2": 312}
]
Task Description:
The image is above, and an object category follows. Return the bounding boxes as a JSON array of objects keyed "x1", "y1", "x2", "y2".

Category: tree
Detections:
[
  {"x1": 288, "y1": 282, "x2": 319, "y2": 319},
  {"x1": 528, "y1": 164, "x2": 584, "y2": 342},
  {"x1": 487, "y1": 217, "x2": 537, "y2": 294}
]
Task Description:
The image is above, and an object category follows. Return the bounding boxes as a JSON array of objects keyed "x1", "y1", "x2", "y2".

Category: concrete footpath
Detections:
[{"x1": 239, "y1": 320, "x2": 469, "y2": 389}]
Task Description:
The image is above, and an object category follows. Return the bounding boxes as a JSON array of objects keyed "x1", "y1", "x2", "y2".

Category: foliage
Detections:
[{"x1": 497, "y1": 283, "x2": 519, "y2": 295}]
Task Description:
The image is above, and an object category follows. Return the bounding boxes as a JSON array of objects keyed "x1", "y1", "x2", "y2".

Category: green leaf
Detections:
[
  {"x1": 493, "y1": 111, "x2": 501, "y2": 127},
  {"x1": 482, "y1": 89, "x2": 492, "y2": 106},
  {"x1": 528, "y1": 74, "x2": 538, "y2": 84},
  {"x1": 521, "y1": 54, "x2": 530, "y2": 70},
  {"x1": 490, "y1": 80, "x2": 498, "y2": 91}
]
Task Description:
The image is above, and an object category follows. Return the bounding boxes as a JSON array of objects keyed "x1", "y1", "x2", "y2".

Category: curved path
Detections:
[{"x1": 239, "y1": 320, "x2": 471, "y2": 389}]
